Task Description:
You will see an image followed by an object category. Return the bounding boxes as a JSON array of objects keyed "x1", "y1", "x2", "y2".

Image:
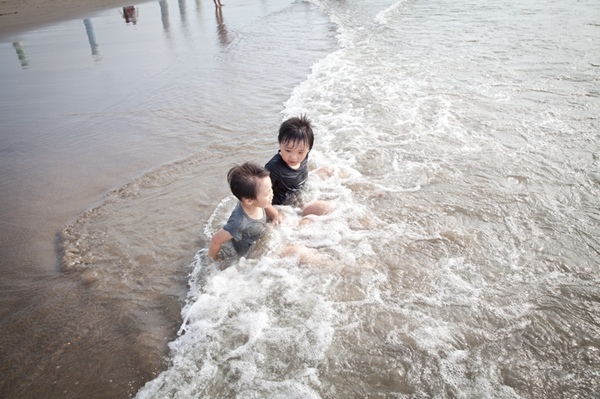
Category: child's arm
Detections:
[
  {"x1": 265, "y1": 205, "x2": 283, "y2": 225},
  {"x1": 208, "y1": 228, "x2": 233, "y2": 260}
]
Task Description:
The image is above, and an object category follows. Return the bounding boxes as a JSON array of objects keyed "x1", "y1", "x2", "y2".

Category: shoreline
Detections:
[{"x1": 0, "y1": 0, "x2": 148, "y2": 39}]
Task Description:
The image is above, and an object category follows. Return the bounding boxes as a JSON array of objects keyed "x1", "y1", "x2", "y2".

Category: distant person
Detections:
[
  {"x1": 213, "y1": 0, "x2": 223, "y2": 8},
  {"x1": 265, "y1": 115, "x2": 334, "y2": 224},
  {"x1": 209, "y1": 162, "x2": 274, "y2": 260},
  {"x1": 122, "y1": 6, "x2": 138, "y2": 24}
]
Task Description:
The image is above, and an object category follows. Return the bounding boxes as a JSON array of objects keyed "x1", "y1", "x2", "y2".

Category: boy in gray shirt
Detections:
[{"x1": 209, "y1": 162, "x2": 274, "y2": 260}]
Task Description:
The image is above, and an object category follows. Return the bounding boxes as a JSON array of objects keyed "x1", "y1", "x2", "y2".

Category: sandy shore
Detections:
[{"x1": 0, "y1": 0, "x2": 143, "y2": 38}]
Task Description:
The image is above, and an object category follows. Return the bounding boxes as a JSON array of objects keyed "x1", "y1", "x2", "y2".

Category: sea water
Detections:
[
  {"x1": 1, "y1": 0, "x2": 598, "y2": 397},
  {"x1": 134, "y1": 0, "x2": 600, "y2": 398}
]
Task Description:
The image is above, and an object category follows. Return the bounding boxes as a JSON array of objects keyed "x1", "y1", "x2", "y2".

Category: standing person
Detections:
[
  {"x1": 209, "y1": 162, "x2": 273, "y2": 260},
  {"x1": 265, "y1": 115, "x2": 333, "y2": 224}
]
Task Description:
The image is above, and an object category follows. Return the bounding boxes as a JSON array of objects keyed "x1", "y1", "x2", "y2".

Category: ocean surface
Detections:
[{"x1": 1, "y1": 0, "x2": 599, "y2": 398}]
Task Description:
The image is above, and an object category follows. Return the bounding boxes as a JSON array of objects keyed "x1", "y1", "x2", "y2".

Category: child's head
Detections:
[
  {"x1": 279, "y1": 114, "x2": 314, "y2": 150},
  {"x1": 278, "y1": 115, "x2": 314, "y2": 170},
  {"x1": 227, "y1": 162, "x2": 273, "y2": 206}
]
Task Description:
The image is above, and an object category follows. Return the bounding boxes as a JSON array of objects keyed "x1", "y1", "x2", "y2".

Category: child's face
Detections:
[
  {"x1": 279, "y1": 140, "x2": 309, "y2": 170},
  {"x1": 252, "y1": 176, "x2": 273, "y2": 208}
]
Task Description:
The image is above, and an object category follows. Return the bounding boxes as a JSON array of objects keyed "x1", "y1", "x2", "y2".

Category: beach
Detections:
[{"x1": 2, "y1": 0, "x2": 599, "y2": 397}]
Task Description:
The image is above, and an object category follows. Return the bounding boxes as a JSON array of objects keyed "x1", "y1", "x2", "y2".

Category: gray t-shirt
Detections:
[{"x1": 223, "y1": 202, "x2": 267, "y2": 256}]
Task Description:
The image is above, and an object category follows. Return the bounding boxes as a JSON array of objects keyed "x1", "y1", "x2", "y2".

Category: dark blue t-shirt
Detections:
[{"x1": 265, "y1": 152, "x2": 308, "y2": 206}]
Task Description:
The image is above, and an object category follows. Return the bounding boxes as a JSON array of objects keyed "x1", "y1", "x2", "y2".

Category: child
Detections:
[
  {"x1": 208, "y1": 162, "x2": 274, "y2": 260},
  {"x1": 265, "y1": 115, "x2": 332, "y2": 224}
]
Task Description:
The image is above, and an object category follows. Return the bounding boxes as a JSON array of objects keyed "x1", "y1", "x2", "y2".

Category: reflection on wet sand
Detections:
[
  {"x1": 12, "y1": 41, "x2": 29, "y2": 68},
  {"x1": 178, "y1": 0, "x2": 189, "y2": 35},
  {"x1": 83, "y1": 18, "x2": 100, "y2": 58},
  {"x1": 215, "y1": 6, "x2": 230, "y2": 47},
  {"x1": 178, "y1": 0, "x2": 186, "y2": 21},
  {"x1": 121, "y1": 5, "x2": 139, "y2": 24},
  {"x1": 8, "y1": 0, "x2": 235, "y2": 67},
  {"x1": 159, "y1": 0, "x2": 170, "y2": 33}
]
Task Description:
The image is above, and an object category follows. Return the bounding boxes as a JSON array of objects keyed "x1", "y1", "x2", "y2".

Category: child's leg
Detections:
[
  {"x1": 281, "y1": 245, "x2": 328, "y2": 266},
  {"x1": 314, "y1": 165, "x2": 335, "y2": 179},
  {"x1": 302, "y1": 200, "x2": 334, "y2": 217}
]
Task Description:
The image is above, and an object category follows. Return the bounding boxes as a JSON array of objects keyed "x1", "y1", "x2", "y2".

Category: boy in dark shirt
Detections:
[{"x1": 265, "y1": 115, "x2": 333, "y2": 224}]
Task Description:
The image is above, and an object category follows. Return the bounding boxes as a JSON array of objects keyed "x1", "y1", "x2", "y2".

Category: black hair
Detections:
[
  {"x1": 227, "y1": 162, "x2": 270, "y2": 201},
  {"x1": 278, "y1": 114, "x2": 314, "y2": 150}
]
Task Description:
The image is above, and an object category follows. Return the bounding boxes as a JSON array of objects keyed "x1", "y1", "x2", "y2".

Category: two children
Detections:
[{"x1": 209, "y1": 115, "x2": 332, "y2": 260}]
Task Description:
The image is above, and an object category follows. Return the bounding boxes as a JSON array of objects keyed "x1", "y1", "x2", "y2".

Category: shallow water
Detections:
[
  {"x1": 1, "y1": 0, "x2": 599, "y2": 398},
  {"x1": 0, "y1": 0, "x2": 336, "y2": 397},
  {"x1": 137, "y1": 0, "x2": 600, "y2": 397}
]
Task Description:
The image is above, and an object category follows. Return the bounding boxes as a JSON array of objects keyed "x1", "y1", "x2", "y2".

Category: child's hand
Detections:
[
  {"x1": 265, "y1": 205, "x2": 283, "y2": 226},
  {"x1": 271, "y1": 211, "x2": 284, "y2": 226}
]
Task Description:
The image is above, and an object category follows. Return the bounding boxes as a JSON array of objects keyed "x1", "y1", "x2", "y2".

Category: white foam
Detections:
[{"x1": 375, "y1": 0, "x2": 412, "y2": 26}]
